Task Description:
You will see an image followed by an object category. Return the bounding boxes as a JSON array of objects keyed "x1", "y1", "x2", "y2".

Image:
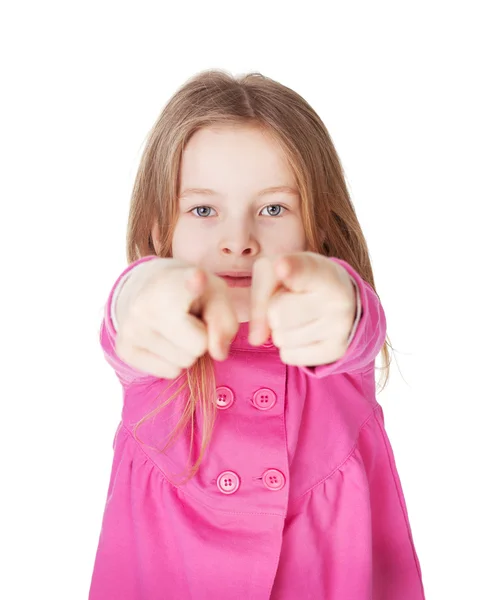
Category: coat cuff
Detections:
[
  {"x1": 346, "y1": 276, "x2": 362, "y2": 347},
  {"x1": 101, "y1": 255, "x2": 162, "y2": 387}
]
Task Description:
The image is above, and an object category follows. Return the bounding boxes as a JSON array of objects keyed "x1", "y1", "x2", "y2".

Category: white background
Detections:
[{"x1": 1, "y1": 1, "x2": 495, "y2": 598}]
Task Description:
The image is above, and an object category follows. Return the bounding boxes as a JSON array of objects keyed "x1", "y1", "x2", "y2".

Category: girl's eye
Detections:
[
  {"x1": 191, "y1": 206, "x2": 216, "y2": 217},
  {"x1": 261, "y1": 204, "x2": 286, "y2": 217}
]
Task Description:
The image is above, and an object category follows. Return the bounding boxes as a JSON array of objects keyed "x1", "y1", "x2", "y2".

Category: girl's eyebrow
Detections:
[{"x1": 179, "y1": 185, "x2": 299, "y2": 199}]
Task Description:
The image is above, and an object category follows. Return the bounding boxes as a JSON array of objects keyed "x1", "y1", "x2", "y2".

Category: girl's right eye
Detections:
[{"x1": 191, "y1": 206, "x2": 216, "y2": 217}]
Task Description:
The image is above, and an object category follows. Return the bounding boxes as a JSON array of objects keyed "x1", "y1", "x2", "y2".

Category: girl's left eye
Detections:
[{"x1": 261, "y1": 204, "x2": 286, "y2": 217}]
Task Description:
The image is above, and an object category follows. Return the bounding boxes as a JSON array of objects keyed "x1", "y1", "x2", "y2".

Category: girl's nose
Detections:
[
  {"x1": 220, "y1": 228, "x2": 259, "y2": 256},
  {"x1": 222, "y1": 245, "x2": 256, "y2": 256}
]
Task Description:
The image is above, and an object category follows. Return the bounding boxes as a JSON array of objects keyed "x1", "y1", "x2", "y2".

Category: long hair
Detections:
[{"x1": 125, "y1": 69, "x2": 392, "y2": 482}]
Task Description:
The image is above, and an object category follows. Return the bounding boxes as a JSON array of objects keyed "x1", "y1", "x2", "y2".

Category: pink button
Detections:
[
  {"x1": 252, "y1": 388, "x2": 277, "y2": 411},
  {"x1": 262, "y1": 469, "x2": 286, "y2": 491},
  {"x1": 216, "y1": 386, "x2": 234, "y2": 410},
  {"x1": 262, "y1": 337, "x2": 274, "y2": 348},
  {"x1": 217, "y1": 471, "x2": 240, "y2": 494}
]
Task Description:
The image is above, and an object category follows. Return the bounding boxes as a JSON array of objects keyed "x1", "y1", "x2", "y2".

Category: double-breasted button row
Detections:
[
  {"x1": 216, "y1": 469, "x2": 286, "y2": 495},
  {"x1": 216, "y1": 386, "x2": 276, "y2": 411}
]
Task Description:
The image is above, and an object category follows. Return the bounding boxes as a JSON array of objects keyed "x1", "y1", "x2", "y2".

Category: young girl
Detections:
[{"x1": 89, "y1": 70, "x2": 425, "y2": 599}]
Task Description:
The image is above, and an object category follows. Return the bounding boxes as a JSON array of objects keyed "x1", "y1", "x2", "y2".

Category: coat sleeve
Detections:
[
  {"x1": 99, "y1": 255, "x2": 162, "y2": 388},
  {"x1": 300, "y1": 256, "x2": 387, "y2": 377}
]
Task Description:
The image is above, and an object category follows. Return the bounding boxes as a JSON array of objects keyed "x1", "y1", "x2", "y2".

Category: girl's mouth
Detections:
[{"x1": 219, "y1": 275, "x2": 252, "y2": 288}]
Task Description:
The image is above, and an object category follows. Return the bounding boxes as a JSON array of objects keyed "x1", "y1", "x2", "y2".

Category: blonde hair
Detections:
[{"x1": 125, "y1": 69, "x2": 392, "y2": 483}]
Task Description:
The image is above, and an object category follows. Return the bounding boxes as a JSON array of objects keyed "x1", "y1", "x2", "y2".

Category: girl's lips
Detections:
[{"x1": 220, "y1": 275, "x2": 252, "y2": 288}]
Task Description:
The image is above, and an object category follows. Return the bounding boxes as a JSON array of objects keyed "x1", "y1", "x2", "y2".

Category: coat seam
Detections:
[
  {"x1": 119, "y1": 424, "x2": 287, "y2": 518},
  {"x1": 295, "y1": 403, "x2": 381, "y2": 500}
]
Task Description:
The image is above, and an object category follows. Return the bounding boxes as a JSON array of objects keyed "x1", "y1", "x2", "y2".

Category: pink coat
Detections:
[{"x1": 89, "y1": 255, "x2": 425, "y2": 599}]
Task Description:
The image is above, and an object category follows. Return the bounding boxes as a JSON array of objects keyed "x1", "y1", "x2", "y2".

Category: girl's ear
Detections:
[{"x1": 151, "y1": 220, "x2": 161, "y2": 254}]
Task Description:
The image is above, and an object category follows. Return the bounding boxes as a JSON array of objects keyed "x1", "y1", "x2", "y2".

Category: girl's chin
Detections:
[{"x1": 228, "y1": 287, "x2": 251, "y2": 323}]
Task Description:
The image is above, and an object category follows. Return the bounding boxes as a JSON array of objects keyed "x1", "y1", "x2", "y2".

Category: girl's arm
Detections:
[{"x1": 300, "y1": 257, "x2": 387, "y2": 377}]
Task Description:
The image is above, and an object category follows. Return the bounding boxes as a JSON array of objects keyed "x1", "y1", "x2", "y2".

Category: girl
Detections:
[{"x1": 89, "y1": 70, "x2": 425, "y2": 599}]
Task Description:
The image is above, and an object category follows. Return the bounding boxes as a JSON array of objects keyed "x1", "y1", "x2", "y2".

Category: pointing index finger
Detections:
[{"x1": 249, "y1": 257, "x2": 281, "y2": 346}]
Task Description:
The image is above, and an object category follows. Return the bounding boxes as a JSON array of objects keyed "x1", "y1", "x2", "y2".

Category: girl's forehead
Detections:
[
  {"x1": 179, "y1": 125, "x2": 297, "y2": 194},
  {"x1": 183, "y1": 123, "x2": 280, "y2": 155}
]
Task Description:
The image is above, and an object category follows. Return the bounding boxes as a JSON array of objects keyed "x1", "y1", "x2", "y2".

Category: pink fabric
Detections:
[{"x1": 89, "y1": 255, "x2": 425, "y2": 599}]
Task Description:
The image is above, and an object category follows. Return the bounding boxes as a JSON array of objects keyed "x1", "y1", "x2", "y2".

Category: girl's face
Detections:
[{"x1": 156, "y1": 123, "x2": 307, "y2": 323}]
